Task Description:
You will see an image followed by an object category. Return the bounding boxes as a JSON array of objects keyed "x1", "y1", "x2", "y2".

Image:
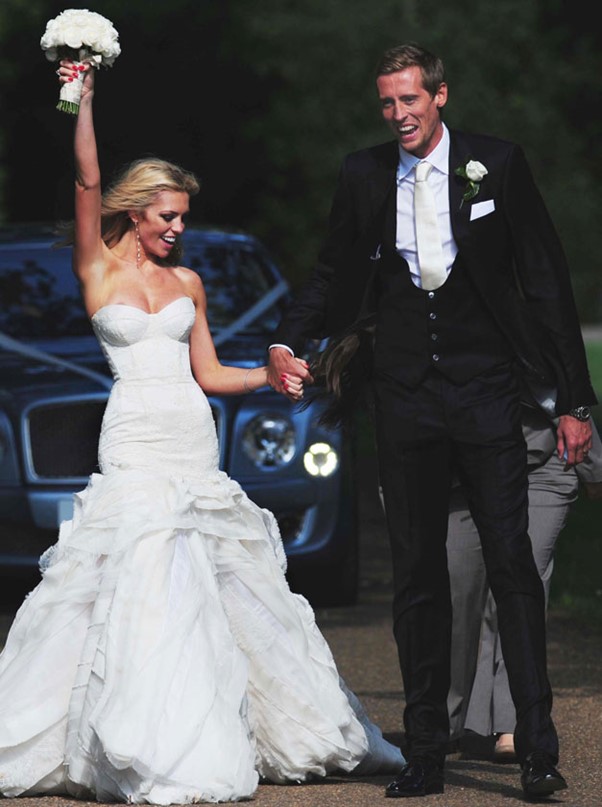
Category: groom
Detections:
[{"x1": 267, "y1": 43, "x2": 596, "y2": 798}]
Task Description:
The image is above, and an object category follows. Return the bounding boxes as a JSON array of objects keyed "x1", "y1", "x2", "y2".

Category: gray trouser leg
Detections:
[{"x1": 459, "y1": 450, "x2": 578, "y2": 736}]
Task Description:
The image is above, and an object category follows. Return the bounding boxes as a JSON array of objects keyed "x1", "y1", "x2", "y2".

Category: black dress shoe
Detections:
[
  {"x1": 521, "y1": 751, "x2": 567, "y2": 799},
  {"x1": 385, "y1": 759, "x2": 444, "y2": 798}
]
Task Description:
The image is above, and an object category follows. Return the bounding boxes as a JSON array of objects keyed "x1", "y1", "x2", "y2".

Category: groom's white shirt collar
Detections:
[{"x1": 396, "y1": 123, "x2": 450, "y2": 183}]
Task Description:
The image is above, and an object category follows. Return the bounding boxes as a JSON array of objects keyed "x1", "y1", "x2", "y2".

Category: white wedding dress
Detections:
[{"x1": 0, "y1": 296, "x2": 403, "y2": 804}]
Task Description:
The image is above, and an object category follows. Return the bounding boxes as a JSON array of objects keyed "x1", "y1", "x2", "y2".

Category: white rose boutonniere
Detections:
[
  {"x1": 454, "y1": 158, "x2": 488, "y2": 206},
  {"x1": 40, "y1": 8, "x2": 121, "y2": 115}
]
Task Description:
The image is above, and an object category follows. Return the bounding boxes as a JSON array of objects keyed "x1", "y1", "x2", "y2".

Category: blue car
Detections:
[{"x1": 0, "y1": 225, "x2": 358, "y2": 605}]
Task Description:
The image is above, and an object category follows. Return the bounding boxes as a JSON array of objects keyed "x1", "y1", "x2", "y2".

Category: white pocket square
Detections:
[{"x1": 470, "y1": 199, "x2": 495, "y2": 221}]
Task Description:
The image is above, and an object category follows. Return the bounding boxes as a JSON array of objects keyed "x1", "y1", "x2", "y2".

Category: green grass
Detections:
[{"x1": 550, "y1": 495, "x2": 602, "y2": 622}]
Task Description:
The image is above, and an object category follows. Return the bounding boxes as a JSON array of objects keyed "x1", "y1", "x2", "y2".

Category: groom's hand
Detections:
[{"x1": 267, "y1": 348, "x2": 313, "y2": 401}]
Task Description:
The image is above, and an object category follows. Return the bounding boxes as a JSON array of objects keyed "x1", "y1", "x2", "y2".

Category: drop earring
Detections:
[{"x1": 133, "y1": 220, "x2": 141, "y2": 269}]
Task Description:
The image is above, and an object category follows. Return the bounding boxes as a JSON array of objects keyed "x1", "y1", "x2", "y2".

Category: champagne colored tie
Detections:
[{"x1": 414, "y1": 161, "x2": 447, "y2": 290}]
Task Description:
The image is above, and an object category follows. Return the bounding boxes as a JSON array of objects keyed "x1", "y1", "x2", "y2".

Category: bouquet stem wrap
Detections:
[{"x1": 57, "y1": 52, "x2": 99, "y2": 115}]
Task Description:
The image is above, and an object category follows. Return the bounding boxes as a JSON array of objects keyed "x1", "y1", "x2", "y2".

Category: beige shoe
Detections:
[{"x1": 493, "y1": 733, "x2": 517, "y2": 762}]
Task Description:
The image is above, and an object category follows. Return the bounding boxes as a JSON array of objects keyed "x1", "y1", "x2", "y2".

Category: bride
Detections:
[{"x1": 0, "y1": 59, "x2": 403, "y2": 803}]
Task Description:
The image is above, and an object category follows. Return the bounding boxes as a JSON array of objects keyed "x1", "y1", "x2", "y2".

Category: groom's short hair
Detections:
[{"x1": 375, "y1": 43, "x2": 445, "y2": 98}]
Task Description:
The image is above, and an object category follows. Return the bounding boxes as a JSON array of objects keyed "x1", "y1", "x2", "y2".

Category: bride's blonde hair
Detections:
[{"x1": 59, "y1": 158, "x2": 200, "y2": 265}]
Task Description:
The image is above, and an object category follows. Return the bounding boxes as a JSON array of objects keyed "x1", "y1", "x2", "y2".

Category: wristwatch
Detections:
[{"x1": 568, "y1": 406, "x2": 591, "y2": 422}]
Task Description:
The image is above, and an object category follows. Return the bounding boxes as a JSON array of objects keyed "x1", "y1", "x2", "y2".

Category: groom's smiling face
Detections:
[{"x1": 377, "y1": 66, "x2": 447, "y2": 159}]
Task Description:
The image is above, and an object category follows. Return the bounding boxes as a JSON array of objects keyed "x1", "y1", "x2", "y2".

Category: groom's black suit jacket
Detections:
[{"x1": 274, "y1": 129, "x2": 597, "y2": 415}]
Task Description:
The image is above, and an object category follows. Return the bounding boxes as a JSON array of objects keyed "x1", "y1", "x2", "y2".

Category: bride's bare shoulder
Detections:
[
  {"x1": 174, "y1": 265, "x2": 204, "y2": 289},
  {"x1": 173, "y1": 266, "x2": 206, "y2": 306}
]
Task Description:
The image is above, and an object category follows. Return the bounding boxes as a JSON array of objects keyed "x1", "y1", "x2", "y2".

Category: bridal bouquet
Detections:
[{"x1": 40, "y1": 8, "x2": 121, "y2": 115}]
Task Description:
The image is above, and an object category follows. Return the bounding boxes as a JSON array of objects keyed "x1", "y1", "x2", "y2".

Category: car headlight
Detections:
[
  {"x1": 303, "y1": 442, "x2": 339, "y2": 477},
  {"x1": 242, "y1": 414, "x2": 296, "y2": 469}
]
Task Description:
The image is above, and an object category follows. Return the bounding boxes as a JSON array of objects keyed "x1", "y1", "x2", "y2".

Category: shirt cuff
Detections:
[{"x1": 269, "y1": 343, "x2": 295, "y2": 356}]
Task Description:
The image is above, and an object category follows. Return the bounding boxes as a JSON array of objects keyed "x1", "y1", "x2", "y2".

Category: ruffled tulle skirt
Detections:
[{"x1": 0, "y1": 467, "x2": 402, "y2": 803}]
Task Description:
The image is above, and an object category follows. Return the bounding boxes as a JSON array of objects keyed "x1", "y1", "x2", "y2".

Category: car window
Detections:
[
  {"x1": 0, "y1": 235, "x2": 286, "y2": 339},
  {"x1": 0, "y1": 243, "x2": 90, "y2": 337},
  {"x1": 185, "y1": 243, "x2": 285, "y2": 333}
]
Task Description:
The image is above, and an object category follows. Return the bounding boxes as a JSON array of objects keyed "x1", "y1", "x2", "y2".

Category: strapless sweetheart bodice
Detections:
[
  {"x1": 91, "y1": 296, "x2": 219, "y2": 477},
  {"x1": 91, "y1": 296, "x2": 196, "y2": 384}
]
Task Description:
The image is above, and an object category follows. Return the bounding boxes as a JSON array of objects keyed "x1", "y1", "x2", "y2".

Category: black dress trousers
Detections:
[{"x1": 374, "y1": 363, "x2": 557, "y2": 765}]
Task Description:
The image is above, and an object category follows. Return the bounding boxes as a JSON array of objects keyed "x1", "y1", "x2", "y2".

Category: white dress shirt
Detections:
[{"x1": 396, "y1": 124, "x2": 458, "y2": 287}]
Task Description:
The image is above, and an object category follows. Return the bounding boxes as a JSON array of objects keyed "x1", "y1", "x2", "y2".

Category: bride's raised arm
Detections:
[{"x1": 57, "y1": 61, "x2": 104, "y2": 289}]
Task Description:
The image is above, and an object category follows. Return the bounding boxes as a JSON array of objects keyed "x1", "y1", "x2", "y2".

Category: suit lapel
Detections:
[
  {"x1": 448, "y1": 131, "x2": 473, "y2": 246},
  {"x1": 369, "y1": 158, "x2": 397, "y2": 217},
  {"x1": 366, "y1": 141, "x2": 399, "y2": 255}
]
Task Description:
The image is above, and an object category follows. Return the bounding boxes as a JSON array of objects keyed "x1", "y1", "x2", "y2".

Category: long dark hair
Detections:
[{"x1": 306, "y1": 317, "x2": 376, "y2": 430}]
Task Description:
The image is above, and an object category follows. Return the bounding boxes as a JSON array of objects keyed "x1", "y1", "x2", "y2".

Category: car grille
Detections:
[
  {"x1": 25, "y1": 396, "x2": 108, "y2": 480},
  {"x1": 24, "y1": 395, "x2": 224, "y2": 482}
]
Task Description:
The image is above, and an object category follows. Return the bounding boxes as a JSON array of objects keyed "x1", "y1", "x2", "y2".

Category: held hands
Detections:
[
  {"x1": 557, "y1": 414, "x2": 593, "y2": 466},
  {"x1": 268, "y1": 349, "x2": 314, "y2": 402}
]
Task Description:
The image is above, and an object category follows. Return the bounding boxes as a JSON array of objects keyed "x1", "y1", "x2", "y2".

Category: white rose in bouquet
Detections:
[{"x1": 40, "y1": 8, "x2": 120, "y2": 115}]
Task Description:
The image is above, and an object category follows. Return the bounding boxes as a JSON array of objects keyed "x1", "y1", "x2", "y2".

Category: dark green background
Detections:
[{"x1": 1, "y1": 0, "x2": 601, "y2": 319}]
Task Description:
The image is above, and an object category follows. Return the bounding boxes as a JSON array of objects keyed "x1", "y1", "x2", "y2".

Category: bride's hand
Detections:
[
  {"x1": 56, "y1": 59, "x2": 95, "y2": 99},
  {"x1": 280, "y1": 358, "x2": 312, "y2": 401},
  {"x1": 281, "y1": 372, "x2": 304, "y2": 401}
]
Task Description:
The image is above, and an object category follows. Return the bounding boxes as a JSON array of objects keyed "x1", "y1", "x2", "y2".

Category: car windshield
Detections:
[
  {"x1": 185, "y1": 239, "x2": 285, "y2": 332},
  {"x1": 0, "y1": 234, "x2": 286, "y2": 338}
]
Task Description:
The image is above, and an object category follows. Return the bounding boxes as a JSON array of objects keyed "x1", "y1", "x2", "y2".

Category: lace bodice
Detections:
[
  {"x1": 91, "y1": 297, "x2": 196, "y2": 384},
  {"x1": 91, "y1": 296, "x2": 220, "y2": 477}
]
